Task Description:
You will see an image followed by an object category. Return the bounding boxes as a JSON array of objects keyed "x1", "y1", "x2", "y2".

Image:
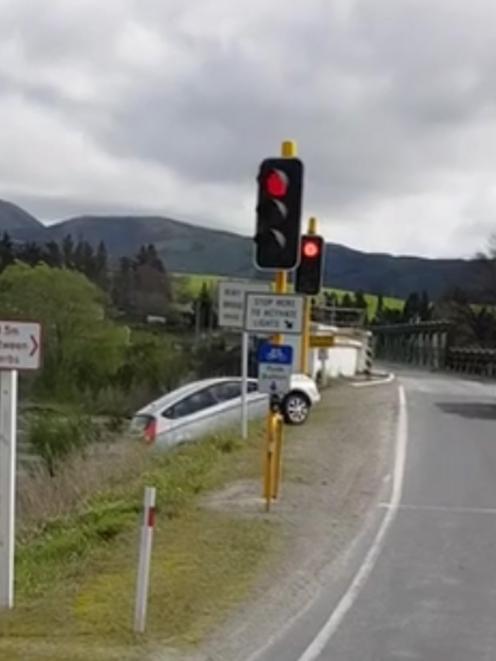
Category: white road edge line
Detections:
[
  {"x1": 378, "y1": 503, "x2": 496, "y2": 515},
  {"x1": 296, "y1": 384, "x2": 408, "y2": 661},
  {"x1": 351, "y1": 373, "x2": 395, "y2": 388}
]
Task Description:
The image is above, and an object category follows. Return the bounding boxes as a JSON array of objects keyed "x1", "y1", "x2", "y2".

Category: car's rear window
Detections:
[{"x1": 130, "y1": 414, "x2": 154, "y2": 432}]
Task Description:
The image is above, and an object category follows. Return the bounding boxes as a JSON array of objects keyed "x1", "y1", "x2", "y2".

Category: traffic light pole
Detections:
[
  {"x1": 300, "y1": 217, "x2": 317, "y2": 374},
  {"x1": 263, "y1": 140, "x2": 297, "y2": 511}
]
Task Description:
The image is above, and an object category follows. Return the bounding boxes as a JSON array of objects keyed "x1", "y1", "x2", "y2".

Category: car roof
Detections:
[{"x1": 136, "y1": 377, "x2": 251, "y2": 416}]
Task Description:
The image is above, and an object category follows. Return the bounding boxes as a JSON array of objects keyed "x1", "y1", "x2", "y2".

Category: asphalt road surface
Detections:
[{"x1": 254, "y1": 369, "x2": 496, "y2": 661}]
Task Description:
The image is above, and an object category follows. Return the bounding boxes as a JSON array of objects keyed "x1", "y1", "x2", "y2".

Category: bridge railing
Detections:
[{"x1": 446, "y1": 347, "x2": 496, "y2": 377}]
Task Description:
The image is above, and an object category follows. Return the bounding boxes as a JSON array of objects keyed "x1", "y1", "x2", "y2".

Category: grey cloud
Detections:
[{"x1": 1, "y1": 0, "x2": 496, "y2": 256}]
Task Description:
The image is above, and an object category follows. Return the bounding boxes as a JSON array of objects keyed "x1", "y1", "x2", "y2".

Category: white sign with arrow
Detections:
[{"x1": 0, "y1": 321, "x2": 41, "y2": 371}]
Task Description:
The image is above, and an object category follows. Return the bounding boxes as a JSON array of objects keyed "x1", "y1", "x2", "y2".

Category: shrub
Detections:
[{"x1": 28, "y1": 414, "x2": 100, "y2": 476}]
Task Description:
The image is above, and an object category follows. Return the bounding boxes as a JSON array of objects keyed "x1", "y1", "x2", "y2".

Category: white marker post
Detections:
[
  {"x1": 134, "y1": 486, "x2": 156, "y2": 634},
  {"x1": 0, "y1": 320, "x2": 41, "y2": 609},
  {"x1": 0, "y1": 370, "x2": 17, "y2": 609}
]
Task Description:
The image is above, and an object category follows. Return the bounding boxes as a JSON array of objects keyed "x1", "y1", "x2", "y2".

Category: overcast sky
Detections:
[{"x1": 1, "y1": 0, "x2": 496, "y2": 257}]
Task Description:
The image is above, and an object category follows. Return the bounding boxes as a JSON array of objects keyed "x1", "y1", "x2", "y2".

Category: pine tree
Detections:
[
  {"x1": 0, "y1": 233, "x2": 14, "y2": 272},
  {"x1": 354, "y1": 290, "x2": 367, "y2": 309},
  {"x1": 95, "y1": 241, "x2": 109, "y2": 290},
  {"x1": 62, "y1": 235, "x2": 74, "y2": 268},
  {"x1": 419, "y1": 290, "x2": 431, "y2": 321},
  {"x1": 341, "y1": 293, "x2": 353, "y2": 308},
  {"x1": 43, "y1": 241, "x2": 63, "y2": 268}
]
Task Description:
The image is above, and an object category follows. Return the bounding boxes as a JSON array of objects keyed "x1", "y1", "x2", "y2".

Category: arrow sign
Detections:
[
  {"x1": 0, "y1": 321, "x2": 42, "y2": 371},
  {"x1": 29, "y1": 334, "x2": 39, "y2": 357}
]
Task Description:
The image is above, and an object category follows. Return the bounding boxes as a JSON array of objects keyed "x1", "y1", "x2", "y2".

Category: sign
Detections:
[
  {"x1": 309, "y1": 334, "x2": 335, "y2": 349},
  {"x1": 258, "y1": 342, "x2": 293, "y2": 395},
  {"x1": 218, "y1": 281, "x2": 270, "y2": 329},
  {"x1": 0, "y1": 321, "x2": 41, "y2": 371},
  {"x1": 245, "y1": 293, "x2": 304, "y2": 335}
]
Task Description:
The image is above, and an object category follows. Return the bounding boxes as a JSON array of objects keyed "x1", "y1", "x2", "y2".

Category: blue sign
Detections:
[{"x1": 258, "y1": 343, "x2": 293, "y2": 365}]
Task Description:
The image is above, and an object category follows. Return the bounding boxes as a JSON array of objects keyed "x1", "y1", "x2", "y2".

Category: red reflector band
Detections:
[{"x1": 147, "y1": 506, "x2": 156, "y2": 528}]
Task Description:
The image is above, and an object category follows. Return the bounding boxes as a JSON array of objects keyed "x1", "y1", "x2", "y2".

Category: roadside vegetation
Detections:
[{"x1": 2, "y1": 423, "x2": 276, "y2": 660}]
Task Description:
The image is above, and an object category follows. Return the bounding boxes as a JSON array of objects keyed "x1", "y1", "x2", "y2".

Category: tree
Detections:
[
  {"x1": 17, "y1": 241, "x2": 43, "y2": 266},
  {"x1": 341, "y1": 293, "x2": 353, "y2": 308},
  {"x1": 112, "y1": 244, "x2": 171, "y2": 318},
  {"x1": 95, "y1": 241, "x2": 109, "y2": 291},
  {"x1": 419, "y1": 290, "x2": 431, "y2": 321},
  {"x1": 0, "y1": 263, "x2": 129, "y2": 398},
  {"x1": 376, "y1": 293, "x2": 384, "y2": 319},
  {"x1": 403, "y1": 292, "x2": 420, "y2": 323},
  {"x1": 197, "y1": 282, "x2": 214, "y2": 329},
  {"x1": 0, "y1": 233, "x2": 14, "y2": 272},
  {"x1": 62, "y1": 235, "x2": 74, "y2": 268},
  {"x1": 81, "y1": 241, "x2": 95, "y2": 280},
  {"x1": 112, "y1": 257, "x2": 134, "y2": 311},
  {"x1": 354, "y1": 290, "x2": 367, "y2": 309},
  {"x1": 43, "y1": 241, "x2": 63, "y2": 268}
]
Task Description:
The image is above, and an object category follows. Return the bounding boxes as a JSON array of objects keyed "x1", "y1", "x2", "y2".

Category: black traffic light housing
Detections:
[
  {"x1": 295, "y1": 234, "x2": 325, "y2": 295},
  {"x1": 254, "y1": 157, "x2": 304, "y2": 270}
]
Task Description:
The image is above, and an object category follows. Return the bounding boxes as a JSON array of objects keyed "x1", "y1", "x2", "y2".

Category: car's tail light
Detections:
[{"x1": 144, "y1": 418, "x2": 157, "y2": 444}]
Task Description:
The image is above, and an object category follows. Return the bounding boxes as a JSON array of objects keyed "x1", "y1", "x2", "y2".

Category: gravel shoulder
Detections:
[{"x1": 199, "y1": 379, "x2": 399, "y2": 661}]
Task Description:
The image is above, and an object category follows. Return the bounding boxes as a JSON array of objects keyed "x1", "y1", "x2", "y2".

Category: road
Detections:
[{"x1": 254, "y1": 369, "x2": 496, "y2": 661}]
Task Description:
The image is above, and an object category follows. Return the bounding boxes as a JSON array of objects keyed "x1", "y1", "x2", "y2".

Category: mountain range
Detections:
[{"x1": 0, "y1": 199, "x2": 480, "y2": 299}]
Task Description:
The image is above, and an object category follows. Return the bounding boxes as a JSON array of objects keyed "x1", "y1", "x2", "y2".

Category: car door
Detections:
[
  {"x1": 160, "y1": 386, "x2": 223, "y2": 447},
  {"x1": 246, "y1": 380, "x2": 269, "y2": 418},
  {"x1": 208, "y1": 381, "x2": 243, "y2": 428}
]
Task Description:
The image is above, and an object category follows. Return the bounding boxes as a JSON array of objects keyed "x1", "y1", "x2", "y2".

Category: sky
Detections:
[{"x1": 1, "y1": 0, "x2": 496, "y2": 258}]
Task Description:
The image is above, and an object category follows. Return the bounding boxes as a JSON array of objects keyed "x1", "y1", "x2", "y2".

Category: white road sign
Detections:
[
  {"x1": 258, "y1": 363, "x2": 292, "y2": 396},
  {"x1": 244, "y1": 293, "x2": 304, "y2": 335},
  {"x1": 218, "y1": 280, "x2": 270, "y2": 329},
  {"x1": 0, "y1": 321, "x2": 41, "y2": 371}
]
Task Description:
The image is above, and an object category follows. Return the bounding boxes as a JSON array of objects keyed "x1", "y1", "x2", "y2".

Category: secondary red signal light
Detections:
[
  {"x1": 265, "y1": 169, "x2": 288, "y2": 197},
  {"x1": 302, "y1": 239, "x2": 320, "y2": 259}
]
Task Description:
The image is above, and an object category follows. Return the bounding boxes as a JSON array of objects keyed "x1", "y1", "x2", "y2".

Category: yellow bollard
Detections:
[{"x1": 271, "y1": 413, "x2": 284, "y2": 499}]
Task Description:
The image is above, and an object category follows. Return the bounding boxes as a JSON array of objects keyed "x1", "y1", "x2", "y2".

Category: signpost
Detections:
[
  {"x1": 218, "y1": 281, "x2": 270, "y2": 330},
  {"x1": 257, "y1": 343, "x2": 293, "y2": 396},
  {"x1": 0, "y1": 321, "x2": 41, "y2": 609},
  {"x1": 218, "y1": 281, "x2": 270, "y2": 440},
  {"x1": 244, "y1": 292, "x2": 304, "y2": 336}
]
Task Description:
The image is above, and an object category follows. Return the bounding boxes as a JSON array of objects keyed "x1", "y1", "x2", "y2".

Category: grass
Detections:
[{"x1": 0, "y1": 424, "x2": 277, "y2": 660}]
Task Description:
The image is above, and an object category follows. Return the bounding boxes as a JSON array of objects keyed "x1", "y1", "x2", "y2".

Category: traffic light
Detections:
[
  {"x1": 295, "y1": 234, "x2": 325, "y2": 295},
  {"x1": 254, "y1": 157, "x2": 304, "y2": 270}
]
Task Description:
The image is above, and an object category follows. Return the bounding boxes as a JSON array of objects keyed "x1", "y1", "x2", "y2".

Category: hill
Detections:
[
  {"x1": 0, "y1": 199, "x2": 44, "y2": 233},
  {"x1": 0, "y1": 201, "x2": 481, "y2": 299}
]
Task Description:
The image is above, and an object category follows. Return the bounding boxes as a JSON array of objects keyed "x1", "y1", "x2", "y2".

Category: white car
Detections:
[{"x1": 130, "y1": 375, "x2": 320, "y2": 449}]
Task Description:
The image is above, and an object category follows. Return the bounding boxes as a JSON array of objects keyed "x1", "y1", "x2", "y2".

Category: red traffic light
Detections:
[
  {"x1": 302, "y1": 239, "x2": 320, "y2": 259},
  {"x1": 265, "y1": 169, "x2": 288, "y2": 197}
]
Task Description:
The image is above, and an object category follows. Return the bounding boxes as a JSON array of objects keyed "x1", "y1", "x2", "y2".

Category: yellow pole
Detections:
[
  {"x1": 300, "y1": 217, "x2": 318, "y2": 374},
  {"x1": 271, "y1": 413, "x2": 284, "y2": 499}
]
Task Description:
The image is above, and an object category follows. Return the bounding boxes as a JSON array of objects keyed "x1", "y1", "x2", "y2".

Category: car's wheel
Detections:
[{"x1": 282, "y1": 391, "x2": 311, "y2": 425}]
